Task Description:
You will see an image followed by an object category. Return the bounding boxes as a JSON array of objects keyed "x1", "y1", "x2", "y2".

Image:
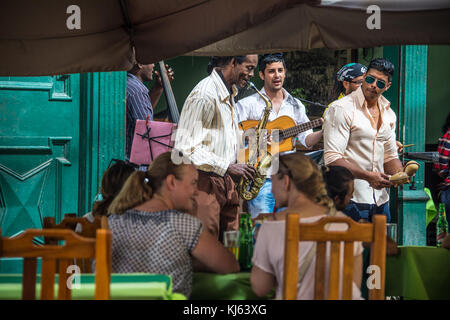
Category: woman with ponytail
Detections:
[
  {"x1": 251, "y1": 152, "x2": 363, "y2": 299},
  {"x1": 91, "y1": 160, "x2": 136, "y2": 217},
  {"x1": 107, "y1": 151, "x2": 239, "y2": 298},
  {"x1": 75, "y1": 160, "x2": 135, "y2": 233}
]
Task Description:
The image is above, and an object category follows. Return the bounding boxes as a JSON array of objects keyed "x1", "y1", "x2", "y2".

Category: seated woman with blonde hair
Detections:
[
  {"x1": 251, "y1": 152, "x2": 363, "y2": 300},
  {"x1": 107, "y1": 151, "x2": 239, "y2": 298}
]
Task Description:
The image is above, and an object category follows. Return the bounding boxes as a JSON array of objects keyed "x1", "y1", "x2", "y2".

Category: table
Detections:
[
  {"x1": 385, "y1": 246, "x2": 450, "y2": 300},
  {"x1": 2, "y1": 246, "x2": 447, "y2": 300},
  {"x1": 191, "y1": 272, "x2": 273, "y2": 300},
  {"x1": 0, "y1": 273, "x2": 186, "y2": 300},
  {"x1": 192, "y1": 246, "x2": 450, "y2": 300}
]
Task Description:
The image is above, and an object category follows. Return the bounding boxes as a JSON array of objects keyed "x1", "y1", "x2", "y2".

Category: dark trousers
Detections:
[
  {"x1": 343, "y1": 200, "x2": 391, "y2": 223},
  {"x1": 191, "y1": 171, "x2": 240, "y2": 242}
]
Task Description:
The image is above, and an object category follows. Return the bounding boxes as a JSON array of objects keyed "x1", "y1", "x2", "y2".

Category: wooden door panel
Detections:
[{"x1": 0, "y1": 75, "x2": 79, "y2": 272}]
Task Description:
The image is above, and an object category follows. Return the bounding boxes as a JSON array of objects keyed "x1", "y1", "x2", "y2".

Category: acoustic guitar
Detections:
[{"x1": 238, "y1": 116, "x2": 323, "y2": 160}]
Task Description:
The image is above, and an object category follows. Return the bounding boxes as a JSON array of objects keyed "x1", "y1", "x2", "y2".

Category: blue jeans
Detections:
[
  {"x1": 343, "y1": 201, "x2": 391, "y2": 223},
  {"x1": 248, "y1": 179, "x2": 276, "y2": 219},
  {"x1": 440, "y1": 187, "x2": 450, "y2": 226}
]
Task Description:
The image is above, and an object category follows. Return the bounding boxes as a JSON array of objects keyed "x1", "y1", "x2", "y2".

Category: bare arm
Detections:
[
  {"x1": 305, "y1": 129, "x2": 323, "y2": 148},
  {"x1": 250, "y1": 265, "x2": 276, "y2": 297},
  {"x1": 384, "y1": 158, "x2": 403, "y2": 175},
  {"x1": 191, "y1": 231, "x2": 240, "y2": 274},
  {"x1": 149, "y1": 66, "x2": 175, "y2": 108},
  {"x1": 149, "y1": 85, "x2": 164, "y2": 107}
]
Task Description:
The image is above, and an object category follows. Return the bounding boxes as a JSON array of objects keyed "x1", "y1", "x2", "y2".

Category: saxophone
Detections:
[{"x1": 237, "y1": 82, "x2": 273, "y2": 201}]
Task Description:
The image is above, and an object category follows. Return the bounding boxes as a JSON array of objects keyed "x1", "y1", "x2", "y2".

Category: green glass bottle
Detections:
[
  {"x1": 436, "y1": 203, "x2": 449, "y2": 247},
  {"x1": 238, "y1": 213, "x2": 253, "y2": 271}
]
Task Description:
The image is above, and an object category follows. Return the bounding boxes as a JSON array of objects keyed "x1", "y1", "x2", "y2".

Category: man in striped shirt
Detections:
[
  {"x1": 126, "y1": 62, "x2": 174, "y2": 160},
  {"x1": 174, "y1": 55, "x2": 258, "y2": 241}
]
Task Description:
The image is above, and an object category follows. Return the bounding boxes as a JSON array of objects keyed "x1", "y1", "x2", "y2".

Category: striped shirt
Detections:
[
  {"x1": 126, "y1": 73, "x2": 153, "y2": 159},
  {"x1": 434, "y1": 129, "x2": 450, "y2": 190},
  {"x1": 174, "y1": 69, "x2": 240, "y2": 176},
  {"x1": 236, "y1": 87, "x2": 313, "y2": 148},
  {"x1": 323, "y1": 87, "x2": 398, "y2": 206}
]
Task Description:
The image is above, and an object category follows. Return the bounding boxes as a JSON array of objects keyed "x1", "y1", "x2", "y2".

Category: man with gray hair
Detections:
[{"x1": 174, "y1": 55, "x2": 258, "y2": 241}]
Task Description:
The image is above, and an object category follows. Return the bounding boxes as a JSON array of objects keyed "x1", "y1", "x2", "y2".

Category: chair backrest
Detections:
[
  {"x1": 283, "y1": 214, "x2": 386, "y2": 300},
  {"x1": 42, "y1": 215, "x2": 109, "y2": 272},
  {"x1": 0, "y1": 227, "x2": 111, "y2": 300},
  {"x1": 43, "y1": 214, "x2": 108, "y2": 239}
]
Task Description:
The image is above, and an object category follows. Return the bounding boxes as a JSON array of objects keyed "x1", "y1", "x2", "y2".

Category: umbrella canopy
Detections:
[
  {"x1": 1, "y1": 0, "x2": 449, "y2": 76},
  {"x1": 0, "y1": 0, "x2": 309, "y2": 76},
  {"x1": 191, "y1": 0, "x2": 450, "y2": 56}
]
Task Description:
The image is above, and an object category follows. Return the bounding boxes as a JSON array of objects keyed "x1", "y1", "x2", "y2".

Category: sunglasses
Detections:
[
  {"x1": 107, "y1": 158, "x2": 139, "y2": 169},
  {"x1": 365, "y1": 75, "x2": 386, "y2": 89}
]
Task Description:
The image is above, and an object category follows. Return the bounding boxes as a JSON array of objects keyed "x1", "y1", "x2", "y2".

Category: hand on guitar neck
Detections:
[
  {"x1": 149, "y1": 64, "x2": 175, "y2": 108},
  {"x1": 154, "y1": 64, "x2": 175, "y2": 87}
]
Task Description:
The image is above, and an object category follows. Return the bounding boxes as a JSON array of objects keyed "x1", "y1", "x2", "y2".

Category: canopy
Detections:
[
  {"x1": 1, "y1": 0, "x2": 449, "y2": 76},
  {"x1": 191, "y1": 0, "x2": 450, "y2": 55}
]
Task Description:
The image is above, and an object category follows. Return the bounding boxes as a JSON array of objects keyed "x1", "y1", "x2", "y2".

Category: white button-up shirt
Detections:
[
  {"x1": 323, "y1": 87, "x2": 398, "y2": 206},
  {"x1": 174, "y1": 69, "x2": 240, "y2": 177},
  {"x1": 236, "y1": 87, "x2": 313, "y2": 148}
]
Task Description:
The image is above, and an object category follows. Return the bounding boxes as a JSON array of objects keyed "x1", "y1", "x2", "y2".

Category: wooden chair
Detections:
[
  {"x1": 42, "y1": 215, "x2": 108, "y2": 272},
  {"x1": 0, "y1": 226, "x2": 111, "y2": 300},
  {"x1": 283, "y1": 214, "x2": 386, "y2": 300}
]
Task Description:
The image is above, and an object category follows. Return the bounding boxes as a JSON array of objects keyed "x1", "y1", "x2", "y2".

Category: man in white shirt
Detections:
[
  {"x1": 236, "y1": 53, "x2": 323, "y2": 218},
  {"x1": 174, "y1": 55, "x2": 258, "y2": 241},
  {"x1": 323, "y1": 58, "x2": 404, "y2": 222}
]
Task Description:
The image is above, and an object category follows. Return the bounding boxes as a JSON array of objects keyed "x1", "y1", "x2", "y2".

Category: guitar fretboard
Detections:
[{"x1": 280, "y1": 118, "x2": 323, "y2": 139}]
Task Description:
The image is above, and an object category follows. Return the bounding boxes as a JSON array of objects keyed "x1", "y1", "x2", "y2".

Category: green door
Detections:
[
  {"x1": 0, "y1": 74, "x2": 80, "y2": 234},
  {"x1": 0, "y1": 72, "x2": 126, "y2": 272}
]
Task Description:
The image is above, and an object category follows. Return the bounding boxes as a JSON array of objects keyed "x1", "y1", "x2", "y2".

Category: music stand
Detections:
[{"x1": 129, "y1": 120, "x2": 175, "y2": 166}]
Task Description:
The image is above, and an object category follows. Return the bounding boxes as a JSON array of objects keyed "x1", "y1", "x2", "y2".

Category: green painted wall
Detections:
[
  {"x1": 150, "y1": 56, "x2": 210, "y2": 116},
  {"x1": 426, "y1": 45, "x2": 450, "y2": 144}
]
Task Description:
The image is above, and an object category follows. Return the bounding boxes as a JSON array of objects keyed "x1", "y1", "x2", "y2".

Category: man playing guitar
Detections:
[{"x1": 236, "y1": 53, "x2": 323, "y2": 218}]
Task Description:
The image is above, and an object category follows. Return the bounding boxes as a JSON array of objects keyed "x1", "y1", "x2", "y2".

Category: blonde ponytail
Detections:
[
  {"x1": 108, "y1": 171, "x2": 153, "y2": 214},
  {"x1": 277, "y1": 152, "x2": 334, "y2": 210}
]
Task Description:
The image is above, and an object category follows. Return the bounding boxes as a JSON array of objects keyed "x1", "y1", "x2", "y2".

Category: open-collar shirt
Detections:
[
  {"x1": 236, "y1": 87, "x2": 313, "y2": 148},
  {"x1": 323, "y1": 87, "x2": 398, "y2": 206},
  {"x1": 174, "y1": 69, "x2": 239, "y2": 177}
]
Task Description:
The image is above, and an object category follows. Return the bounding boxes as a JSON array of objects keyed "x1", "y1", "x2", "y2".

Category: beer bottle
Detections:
[
  {"x1": 239, "y1": 213, "x2": 253, "y2": 270},
  {"x1": 436, "y1": 203, "x2": 449, "y2": 247}
]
